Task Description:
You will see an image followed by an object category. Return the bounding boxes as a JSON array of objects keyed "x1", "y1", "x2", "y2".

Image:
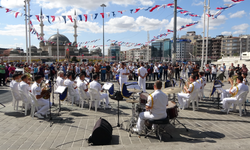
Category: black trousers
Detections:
[
  {"x1": 154, "y1": 73, "x2": 159, "y2": 81},
  {"x1": 0, "y1": 73, "x2": 6, "y2": 85},
  {"x1": 205, "y1": 73, "x2": 210, "y2": 82},
  {"x1": 164, "y1": 72, "x2": 168, "y2": 80},
  {"x1": 175, "y1": 71, "x2": 180, "y2": 80}
]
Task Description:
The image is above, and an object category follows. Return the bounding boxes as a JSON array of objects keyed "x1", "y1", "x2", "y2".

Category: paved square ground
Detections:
[{"x1": 1, "y1": 80, "x2": 250, "y2": 150}]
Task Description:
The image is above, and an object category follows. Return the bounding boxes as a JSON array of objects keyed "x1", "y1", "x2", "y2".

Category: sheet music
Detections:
[
  {"x1": 125, "y1": 82, "x2": 141, "y2": 90},
  {"x1": 55, "y1": 86, "x2": 67, "y2": 94},
  {"x1": 103, "y1": 82, "x2": 113, "y2": 90}
]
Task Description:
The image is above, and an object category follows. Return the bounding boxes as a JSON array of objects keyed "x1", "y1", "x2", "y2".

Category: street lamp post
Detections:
[
  {"x1": 101, "y1": 4, "x2": 106, "y2": 59},
  {"x1": 172, "y1": 0, "x2": 177, "y2": 64},
  {"x1": 24, "y1": 0, "x2": 28, "y2": 63},
  {"x1": 27, "y1": 0, "x2": 31, "y2": 63}
]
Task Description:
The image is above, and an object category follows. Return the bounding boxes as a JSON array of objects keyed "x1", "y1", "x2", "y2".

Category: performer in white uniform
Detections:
[
  {"x1": 221, "y1": 76, "x2": 249, "y2": 112},
  {"x1": 56, "y1": 71, "x2": 65, "y2": 86},
  {"x1": 138, "y1": 62, "x2": 148, "y2": 93},
  {"x1": 177, "y1": 75, "x2": 200, "y2": 109},
  {"x1": 181, "y1": 63, "x2": 187, "y2": 79},
  {"x1": 10, "y1": 73, "x2": 22, "y2": 101},
  {"x1": 134, "y1": 81, "x2": 168, "y2": 133},
  {"x1": 77, "y1": 72, "x2": 90, "y2": 99},
  {"x1": 18, "y1": 75, "x2": 31, "y2": 103},
  {"x1": 117, "y1": 62, "x2": 130, "y2": 91},
  {"x1": 64, "y1": 72, "x2": 79, "y2": 104},
  {"x1": 199, "y1": 72, "x2": 206, "y2": 97},
  {"x1": 89, "y1": 74, "x2": 111, "y2": 108},
  {"x1": 242, "y1": 73, "x2": 248, "y2": 85},
  {"x1": 31, "y1": 75, "x2": 51, "y2": 119}
]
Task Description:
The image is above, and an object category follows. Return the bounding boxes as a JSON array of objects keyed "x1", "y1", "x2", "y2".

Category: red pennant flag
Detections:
[
  {"x1": 6, "y1": 8, "x2": 11, "y2": 13},
  {"x1": 100, "y1": 13, "x2": 104, "y2": 18},
  {"x1": 67, "y1": 48, "x2": 69, "y2": 51},
  {"x1": 118, "y1": 11, "x2": 123, "y2": 14},
  {"x1": 134, "y1": 8, "x2": 140, "y2": 13},
  {"x1": 35, "y1": 15, "x2": 40, "y2": 22},
  {"x1": 84, "y1": 14, "x2": 88, "y2": 22},
  {"x1": 149, "y1": 5, "x2": 160, "y2": 12},
  {"x1": 15, "y1": 12, "x2": 19, "y2": 18},
  {"x1": 51, "y1": 16, "x2": 55, "y2": 22},
  {"x1": 68, "y1": 15, "x2": 73, "y2": 22}
]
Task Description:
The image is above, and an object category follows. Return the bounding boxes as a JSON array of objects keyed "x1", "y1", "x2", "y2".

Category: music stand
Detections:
[
  {"x1": 54, "y1": 86, "x2": 67, "y2": 115},
  {"x1": 0, "y1": 103, "x2": 5, "y2": 107}
]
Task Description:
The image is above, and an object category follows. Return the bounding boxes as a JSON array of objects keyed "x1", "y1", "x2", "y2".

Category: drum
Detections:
[
  {"x1": 115, "y1": 75, "x2": 119, "y2": 80},
  {"x1": 140, "y1": 93, "x2": 149, "y2": 106},
  {"x1": 166, "y1": 101, "x2": 178, "y2": 119},
  {"x1": 136, "y1": 104, "x2": 145, "y2": 116}
]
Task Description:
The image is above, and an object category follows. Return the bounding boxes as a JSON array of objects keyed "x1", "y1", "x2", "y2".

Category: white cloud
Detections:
[
  {"x1": 136, "y1": 16, "x2": 168, "y2": 31},
  {"x1": 229, "y1": 10, "x2": 246, "y2": 18},
  {"x1": 231, "y1": 23, "x2": 249, "y2": 35},
  {"x1": 223, "y1": 0, "x2": 232, "y2": 2},
  {"x1": 14, "y1": 38, "x2": 18, "y2": 40},
  {"x1": 221, "y1": 31, "x2": 232, "y2": 35},
  {"x1": 192, "y1": 1, "x2": 204, "y2": 6},
  {"x1": 0, "y1": 0, "x2": 24, "y2": 8},
  {"x1": 35, "y1": 0, "x2": 153, "y2": 10},
  {"x1": 0, "y1": 24, "x2": 25, "y2": 36},
  {"x1": 196, "y1": 10, "x2": 227, "y2": 30}
]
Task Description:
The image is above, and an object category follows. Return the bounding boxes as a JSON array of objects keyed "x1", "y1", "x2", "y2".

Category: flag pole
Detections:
[
  {"x1": 57, "y1": 29, "x2": 59, "y2": 62},
  {"x1": 201, "y1": 0, "x2": 207, "y2": 70}
]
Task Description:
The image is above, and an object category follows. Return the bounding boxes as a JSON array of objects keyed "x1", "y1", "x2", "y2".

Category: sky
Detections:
[{"x1": 0, "y1": 0, "x2": 249, "y2": 55}]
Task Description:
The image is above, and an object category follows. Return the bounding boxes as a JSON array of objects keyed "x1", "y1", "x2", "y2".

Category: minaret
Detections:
[
  {"x1": 40, "y1": 8, "x2": 44, "y2": 40},
  {"x1": 73, "y1": 10, "x2": 78, "y2": 44}
]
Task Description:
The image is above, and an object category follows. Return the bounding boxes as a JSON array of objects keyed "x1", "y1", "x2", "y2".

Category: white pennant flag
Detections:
[
  {"x1": 57, "y1": 16, "x2": 61, "y2": 23},
  {"x1": 90, "y1": 14, "x2": 93, "y2": 20},
  {"x1": 106, "y1": 12, "x2": 110, "y2": 18}
]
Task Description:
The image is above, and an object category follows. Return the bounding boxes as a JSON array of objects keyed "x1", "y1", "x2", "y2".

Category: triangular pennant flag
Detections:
[
  {"x1": 106, "y1": 12, "x2": 110, "y2": 18},
  {"x1": 134, "y1": 8, "x2": 140, "y2": 13},
  {"x1": 51, "y1": 16, "x2": 55, "y2": 22},
  {"x1": 62, "y1": 16, "x2": 67, "y2": 23},
  {"x1": 14, "y1": 12, "x2": 19, "y2": 18},
  {"x1": 6, "y1": 8, "x2": 11, "y2": 13},
  {"x1": 150, "y1": 5, "x2": 160, "y2": 12},
  {"x1": 100, "y1": 13, "x2": 104, "y2": 18},
  {"x1": 112, "y1": 12, "x2": 116, "y2": 17},
  {"x1": 118, "y1": 11, "x2": 123, "y2": 14},
  {"x1": 130, "y1": 9, "x2": 133, "y2": 13},
  {"x1": 90, "y1": 14, "x2": 93, "y2": 20},
  {"x1": 68, "y1": 15, "x2": 73, "y2": 22},
  {"x1": 0, "y1": 6, "x2": 3, "y2": 9},
  {"x1": 84, "y1": 14, "x2": 88, "y2": 22},
  {"x1": 94, "y1": 13, "x2": 98, "y2": 19},
  {"x1": 46, "y1": 16, "x2": 51, "y2": 24},
  {"x1": 57, "y1": 16, "x2": 61, "y2": 23},
  {"x1": 78, "y1": 15, "x2": 82, "y2": 21},
  {"x1": 35, "y1": 15, "x2": 40, "y2": 22},
  {"x1": 145, "y1": 7, "x2": 152, "y2": 11}
]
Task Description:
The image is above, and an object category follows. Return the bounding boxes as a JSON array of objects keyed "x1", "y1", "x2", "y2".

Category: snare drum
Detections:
[
  {"x1": 136, "y1": 104, "x2": 146, "y2": 116},
  {"x1": 166, "y1": 101, "x2": 178, "y2": 119},
  {"x1": 139, "y1": 93, "x2": 149, "y2": 106}
]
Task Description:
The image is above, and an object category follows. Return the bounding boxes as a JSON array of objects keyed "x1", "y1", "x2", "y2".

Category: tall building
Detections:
[
  {"x1": 240, "y1": 35, "x2": 250, "y2": 52},
  {"x1": 171, "y1": 39, "x2": 193, "y2": 61},
  {"x1": 108, "y1": 44, "x2": 120, "y2": 61},
  {"x1": 211, "y1": 36, "x2": 223, "y2": 60},
  {"x1": 151, "y1": 39, "x2": 171, "y2": 61},
  {"x1": 221, "y1": 36, "x2": 248, "y2": 57},
  {"x1": 196, "y1": 38, "x2": 213, "y2": 59},
  {"x1": 181, "y1": 31, "x2": 202, "y2": 56},
  {"x1": 125, "y1": 46, "x2": 151, "y2": 62}
]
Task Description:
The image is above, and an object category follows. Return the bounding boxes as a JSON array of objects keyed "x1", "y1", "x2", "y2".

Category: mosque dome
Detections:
[{"x1": 48, "y1": 34, "x2": 70, "y2": 44}]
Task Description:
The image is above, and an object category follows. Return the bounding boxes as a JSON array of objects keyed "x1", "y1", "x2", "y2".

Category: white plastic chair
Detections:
[
  {"x1": 10, "y1": 89, "x2": 21, "y2": 111},
  {"x1": 227, "y1": 91, "x2": 249, "y2": 117},
  {"x1": 88, "y1": 88, "x2": 105, "y2": 112},
  {"x1": 183, "y1": 89, "x2": 200, "y2": 111},
  {"x1": 67, "y1": 85, "x2": 76, "y2": 106},
  {"x1": 28, "y1": 93, "x2": 40, "y2": 119},
  {"x1": 78, "y1": 87, "x2": 90, "y2": 109},
  {"x1": 19, "y1": 91, "x2": 32, "y2": 116}
]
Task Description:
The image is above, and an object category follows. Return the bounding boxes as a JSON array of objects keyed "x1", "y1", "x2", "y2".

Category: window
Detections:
[
  {"x1": 227, "y1": 40, "x2": 231, "y2": 42},
  {"x1": 233, "y1": 39, "x2": 238, "y2": 42}
]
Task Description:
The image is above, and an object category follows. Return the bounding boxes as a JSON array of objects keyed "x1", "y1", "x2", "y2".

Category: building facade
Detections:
[
  {"x1": 108, "y1": 44, "x2": 120, "y2": 61},
  {"x1": 171, "y1": 39, "x2": 193, "y2": 61},
  {"x1": 151, "y1": 39, "x2": 171, "y2": 61},
  {"x1": 221, "y1": 36, "x2": 248, "y2": 57}
]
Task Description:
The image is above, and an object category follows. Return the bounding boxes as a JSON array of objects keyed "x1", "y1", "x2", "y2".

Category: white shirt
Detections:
[
  {"x1": 31, "y1": 82, "x2": 44, "y2": 101},
  {"x1": 153, "y1": 66, "x2": 159, "y2": 73},
  {"x1": 56, "y1": 76, "x2": 64, "y2": 86},
  {"x1": 89, "y1": 80, "x2": 102, "y2": 96},
  {"x1": 117, "y1": 67, "x2": 129, "y2": 79},
  {"x1": 88, "y1": 66, "x2": 94, "y2": 73},
  {"x1": 231, "y1": 83, "x2": 249, "y2": 98},
  {"x1": 64, "y1": 79, "x2": 76, "y2": 95},
  {"x1": 45, "y1": 70, "x2": 49, "y2": 75},
  {"x1": 147, "y1": 90, "x2": 168, "y2": 119},
  {"x1": 75, "y1": 66, "x2": 80, "y2": 74},
  {"x1": 129, "y1": 65, "x2": 134, "y2": 71},
  {"x1": 18, "y1": 81, "x2": 30, "y2": 102},
  {"x1": 29, "y1": 66, "x2": 34, "y2": 73},
  {"x1": 138, "y1": 66, "x2": 148, "y2": 78},
  {"x1": 212, "y1": 67, "x2": 217, "y2": 74},
  {"x1": 188, "y1": 81, "x2": 200, "y2": 93},
  {"x1": 10, "y1": 80, "x2": 21, "y2": 100},
  {"x1": 243, "y1": 78, "x2": 248, "y2": 85},
  {"x1": 77, "y1": 78, "x2": 88, "y2": 96}
]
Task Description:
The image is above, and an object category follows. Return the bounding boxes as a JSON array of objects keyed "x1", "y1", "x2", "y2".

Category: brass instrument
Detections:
[
  {"x1": 182, "y1": 78, "x2": 190, "y2": 93},
  {"x1": 228, "y1": 75, "x2": 238, "y2": 89},
  {"x1": 41, "y1": 81, "x2": 50, "y2": 99}
]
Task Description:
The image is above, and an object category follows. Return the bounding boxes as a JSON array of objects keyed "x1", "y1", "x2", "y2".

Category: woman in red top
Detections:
[{"x1": 8, "y1": 64, "x2": 16, "y2": 77}]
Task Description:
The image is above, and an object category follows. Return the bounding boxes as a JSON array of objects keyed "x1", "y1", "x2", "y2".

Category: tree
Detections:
[{"x1": 71, "y1": 56, "x2": 79, "y2": 62}]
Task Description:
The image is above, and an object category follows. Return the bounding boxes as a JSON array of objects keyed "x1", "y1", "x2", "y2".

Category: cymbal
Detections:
[
  {"x1": 162, "y1": 87, "x2": 182, "y2": 94},
  {"x1": 127, "y1": 88, "x2": 142, "y2": 93},
  {"x1": 126, "y1": 100, "x2": 139, "y2": 103}
]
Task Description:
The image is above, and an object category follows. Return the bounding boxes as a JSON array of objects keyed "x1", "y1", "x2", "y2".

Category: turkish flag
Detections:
[{"x1": 67, "y1": 48, "x2": 69, "y2": 51}]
